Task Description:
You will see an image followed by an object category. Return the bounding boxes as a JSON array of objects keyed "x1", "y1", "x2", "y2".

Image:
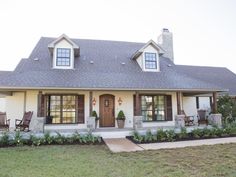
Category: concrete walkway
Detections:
[
  {"x1": 104, "y1": 138, "x2": 143, "y2": 152},
  {"x1": 104, "y1": 137, "x2": 236, "y2": 153},
  {"x1": 139, "y1": 137, "x2": 236, "y2": 150}
]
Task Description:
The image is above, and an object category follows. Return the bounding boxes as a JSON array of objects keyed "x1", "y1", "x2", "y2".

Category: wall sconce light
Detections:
[
  {"x1": 118, "y1": 97, "x2": 123, "y2": 105},
  {"x1": 92, "y1": 97, "x2": 96, "y2": 106}
]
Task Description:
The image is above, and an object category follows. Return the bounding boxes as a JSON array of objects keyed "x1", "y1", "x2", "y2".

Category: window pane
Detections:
[
  {"x1": 62, "y1": 95, "x2": 76, "y2": 123},
  {"x1": 154, "y1": 96, "x2": 165, "y2": 121},
  {"x1": 56, "y1": 48, "x2": 71, "y2": 66},
  {"x1": 141, "y1": 96, "x2": 153, "y2": 121},
  {"x1": 145, "y1": 53, "x2": 157, "y2": 69},
  {"x1": 47, "y1": 95, "x2": 76, "y2": 124},
  {"x1": 141, "y1": 95, "x2": 167, "y2": 121}
]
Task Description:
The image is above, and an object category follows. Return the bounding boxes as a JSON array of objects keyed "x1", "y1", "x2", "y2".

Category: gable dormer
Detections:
[
  {"x1": 48, "y1": 34, "x2": 80, "y2": 69},
  {"x1": 132, "y1": 40, "x2": 164, "y2": 72}
]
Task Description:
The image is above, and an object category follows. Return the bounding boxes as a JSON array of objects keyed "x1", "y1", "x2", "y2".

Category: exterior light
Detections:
[
  {"x1": 118, "y1": 97, "x2": 123, "y2": 105},
  {"x1": 92, "y1": 97, "x2": 96, "y2": 106}
]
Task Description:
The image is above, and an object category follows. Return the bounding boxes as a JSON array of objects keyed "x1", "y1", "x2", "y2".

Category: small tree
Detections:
[
  {"x1": 217, "y1": 94, "x2": 236, "y2": 124},
  {"x1": 91, "y1": 110, "x2": 99, "y2": 120},
  {"x1": 116, "y1": 110, "x2": 126, "y2": 120}
]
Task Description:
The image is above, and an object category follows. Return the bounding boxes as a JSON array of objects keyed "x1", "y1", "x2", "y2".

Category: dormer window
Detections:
[
  {"x1": 145, "y1": 52, "x2": 157, "y2": 69},
  {"x1": 48, "y1": 34, "x2": 80, "y2": 69},
  {"x1": 56, "y1": 48, "x2": 71, "y2": 66},
  {"x1": 131, "y1": 40, "x2": 163, "y2": 72}
]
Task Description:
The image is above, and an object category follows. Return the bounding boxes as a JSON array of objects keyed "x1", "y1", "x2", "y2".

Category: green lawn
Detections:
[{"x1": 0, "y1": 143, "x2": 236, "y2": 177}]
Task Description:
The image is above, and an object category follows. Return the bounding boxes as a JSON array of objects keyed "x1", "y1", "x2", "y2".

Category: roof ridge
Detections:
[{"x1": 40, "y1": 36, "x2": 146, "y2": 45}]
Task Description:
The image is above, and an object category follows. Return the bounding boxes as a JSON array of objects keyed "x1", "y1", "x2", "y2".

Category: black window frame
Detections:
[
  {"x1": 144, "y1": 52, "x2": 157, "y2": 69},
  {"x1": 141, "y1": 95, "x2": 167, "y2": 122},
  {"x1": 56, "y1": 48, "x2": 71, "y2": 67},
  {"x1": 46, "y1": 94, "x2": 77, "y2": 124}
]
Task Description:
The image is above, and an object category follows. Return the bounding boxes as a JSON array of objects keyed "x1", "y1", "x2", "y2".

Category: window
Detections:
[
  {"x1": 141, "y1": 95, "x2": 166, "y2": 121},
  {"x1": 56, "y1": 48, "x2": 71, "y2": 66},
  {"x1": 144, "y1": 52, "x2": 157, "y2": 69},
  {"x1": 46, "y1": 95, "x2": 76, "y2": 124}
]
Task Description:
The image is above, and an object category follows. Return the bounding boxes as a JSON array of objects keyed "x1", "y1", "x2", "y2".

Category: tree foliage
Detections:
[{"x1": 217, "y1": 94, "x2": 236, "y2": 124}]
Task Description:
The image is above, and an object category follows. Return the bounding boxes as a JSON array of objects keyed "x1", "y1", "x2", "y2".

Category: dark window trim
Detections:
[
  {"x1": 56, "y1": 48, "x2": 71, "y2": 67},
  {"x1": 144, "y1": 52, "x2": 157, "y2": 69},
  {"x1": 46, "y1": 94, "x2": 78, "y2": 124},
  {"x1": 140, "y1": 94, "x2": 168, "y2": 122}
]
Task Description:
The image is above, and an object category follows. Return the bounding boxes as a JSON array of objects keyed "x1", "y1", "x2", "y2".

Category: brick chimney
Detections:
[{"x1": 158, "y1": 28, "x2": 174, "y2": 62}]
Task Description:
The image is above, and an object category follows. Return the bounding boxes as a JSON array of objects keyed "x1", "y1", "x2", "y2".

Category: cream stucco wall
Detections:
[
  {"x1": 5, "y1": 90, "x2": 178, "y2": 130},
  {"x1": 199, "y1": 97, "x2": 211, "y2": 110},
  {"x1": 6, "y1": 92, "x2": 25, "y2": 128},
  {"x1": 53, "y1": 39, "x2": 74, "y2": 69},
  {"x1": 136, "y1": 44, "x2": 160, "y2": 72},
  {"x1": 183, "y1": 97, "x2": 198, "y2": 116},
  {"x1": 183, "y1": 96, "x2": 211, "y2": 117},
  {"x1": 0, "y1": 98, "x2": 6, "y2": 112}
]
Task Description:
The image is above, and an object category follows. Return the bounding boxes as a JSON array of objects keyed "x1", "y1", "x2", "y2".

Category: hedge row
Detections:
[
  {"x1": 0, "y1": 131, "x2": 103, "y2": 147},
  {"x1": 131, "y1": 123, "x2": 236, "y2": 143}
]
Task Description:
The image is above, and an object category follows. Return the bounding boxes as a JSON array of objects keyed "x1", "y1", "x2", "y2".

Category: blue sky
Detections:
[{"x1": 0, "y1": 0, "x2": 236, "y2": 73}]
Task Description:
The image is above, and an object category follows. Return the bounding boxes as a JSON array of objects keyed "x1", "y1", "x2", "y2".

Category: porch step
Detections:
[
  {"x1": 104, "y1": 138, "x2": 143, "y2": 153},
  {"x1": 93, "y1": 129, "x2": 132, "y2": 139}
]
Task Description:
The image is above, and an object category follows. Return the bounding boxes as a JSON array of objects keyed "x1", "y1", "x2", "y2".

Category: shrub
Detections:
[
  {"x1": 54, "y1": 132, "x2": 65, "y2": 145},
  {"x1": 71, "y1": 131, "x2": 81, "y2": 143},
  {"x1": 202, "y1": 128, "x2": 212, "y2": 138},
  {"x1": 91, "y1": 110, "x2": 99, "y2": 120},
  {"x1": 156, "y1": 129, "x2": 167, "y2": 142},
  {"x1": 0, "y1": 132, "x2": 9, "y2": 146},
  {"x1": 133, "y1": 131, "x2": 143, "y2": 143},
  {"x1": 165, "y1": 130, "x2": 176, "y2": 142},
  {"x1": 177, "y1": 127, "x2": 188, "y2": 139},
  {"x1": 44, "y1": 131, "x2": 54, "y2": 145},
  {"x1": 29, "y1": 135, "x2": 43, "y2": 146},
  {"x1": 144, "y1": 129, "x2": 153, "y2": 142},
  {"x1": 116, "y1": 110, "x2": 126, "y2": 120},
  {"x1": 14, "y1": 131, "x2": 24, "y2": 146},
  {"x1": 191, "y1": 129, "x2": 203, "y2": 139}
]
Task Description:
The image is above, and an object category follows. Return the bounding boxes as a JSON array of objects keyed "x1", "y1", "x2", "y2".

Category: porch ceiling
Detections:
[{"x1": 182, "y1": 91, "x2": 221, "y2": 97}]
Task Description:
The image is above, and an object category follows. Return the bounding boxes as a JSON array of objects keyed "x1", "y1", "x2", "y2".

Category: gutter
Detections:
[{"x1": 0, "y1": 86, "x2": 228, "y2": 92}]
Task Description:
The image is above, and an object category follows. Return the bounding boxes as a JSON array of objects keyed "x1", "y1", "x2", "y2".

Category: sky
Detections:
[{"x1": 0, "y1": 0, "x2": 236, "y2": 73}]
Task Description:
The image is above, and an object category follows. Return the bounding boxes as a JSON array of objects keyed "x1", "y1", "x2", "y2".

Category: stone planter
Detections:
[
  {"x1": 117, "y1": 119, "x2": 125, "y2": 129},
  {"x1": 208, "y1": 114, "x2": 222, "y2": 127},
  {"x1": 87, "y1": 117, "x2": 96, "y2": 132},
  {"x1": 133, "y1": 116, "x2": 143, "y2": 129},
  {"x1": 30, "y1": 117, "x2": 45, "y2": 133},
  {"x1": 175, "y1": 115, "x2": 185, "y2": 128}
]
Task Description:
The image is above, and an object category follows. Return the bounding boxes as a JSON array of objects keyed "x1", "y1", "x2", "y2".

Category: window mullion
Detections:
[
  {"x1": 60, "y1": 95, "x2": 63, "y2": 123},
  {"x1": 152, "y1": 96, "x2": 155, "y2": 121}
]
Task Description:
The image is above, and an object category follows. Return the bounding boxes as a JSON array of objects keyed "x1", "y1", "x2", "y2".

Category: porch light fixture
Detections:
[
  {"x1": 92, "y1": 97, "x2": 96, "y2": 106},
  {"x1": 118, "y1": 97, "x2": 123, "y2": 105}
]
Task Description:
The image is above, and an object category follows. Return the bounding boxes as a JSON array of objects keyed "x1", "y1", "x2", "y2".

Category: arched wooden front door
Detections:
[{"x1": 99, "y1": 94, "x2": 115, "y2": 127}]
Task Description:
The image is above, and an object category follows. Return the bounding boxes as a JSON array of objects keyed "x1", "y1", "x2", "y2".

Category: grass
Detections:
[{"x1": 0, "y1": 144, "x2": 236, "y2": 177}]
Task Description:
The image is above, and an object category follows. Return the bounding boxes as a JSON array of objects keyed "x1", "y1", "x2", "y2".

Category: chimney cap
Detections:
[{"x1": 162, "y1": 28, "x2": 169, "y2": 32}]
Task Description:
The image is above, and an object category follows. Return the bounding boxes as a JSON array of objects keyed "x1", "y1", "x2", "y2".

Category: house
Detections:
[{"x1": 0, "y1": 28, "x2": 236, "y2": 131}]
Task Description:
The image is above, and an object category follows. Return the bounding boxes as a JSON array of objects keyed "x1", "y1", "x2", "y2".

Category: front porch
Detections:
[{"x1": 0, "y1": 89, "x2": 221, "y2": 136}]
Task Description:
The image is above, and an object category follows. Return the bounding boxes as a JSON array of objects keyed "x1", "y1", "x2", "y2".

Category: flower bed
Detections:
[
  {"x1": 0, "y1": 131, "x2": 103, "y2": 148},
  {"x1": 127, "y1": 124, "x2": 236, "y2": 144}
]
